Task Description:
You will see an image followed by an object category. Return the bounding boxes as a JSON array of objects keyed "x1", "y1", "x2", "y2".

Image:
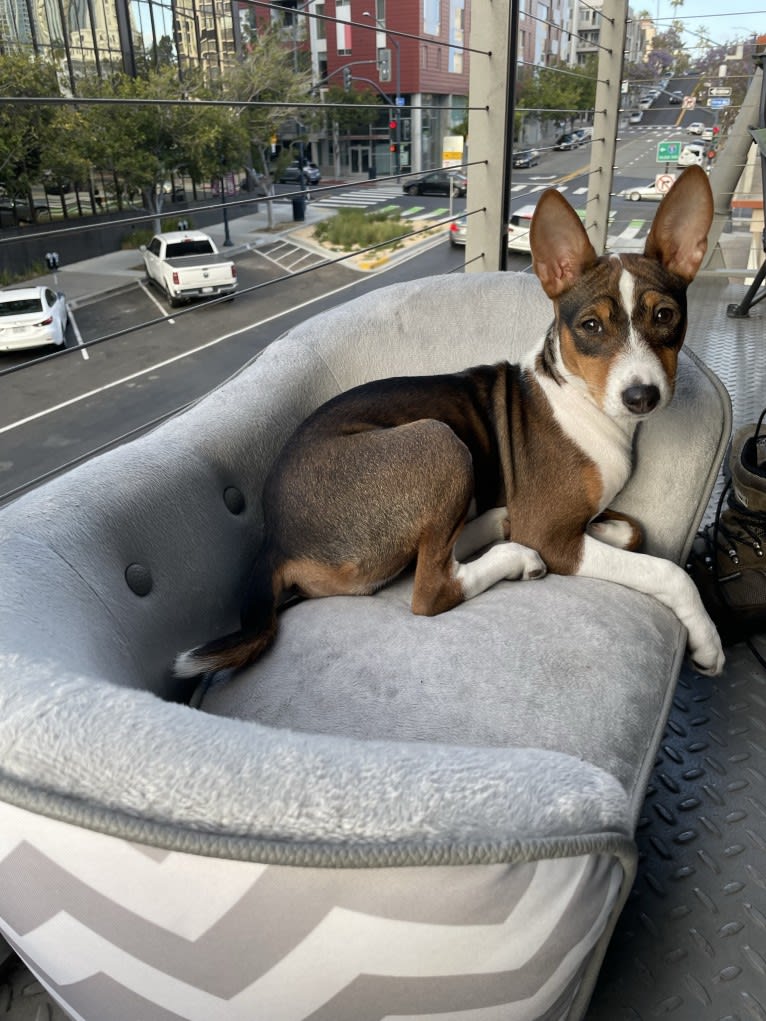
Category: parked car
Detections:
[
  {"x1": 279, "y1": 161, "x2": 321, "y2": 185},
  {"x1": 448, "y1": 216, "x2": 467, "y2": 246},
  {"x1": 141, "y1": 230, "x2": 237, "y2": 307},
  {"x1": 617, "y1": 179, "x2": 673, "y2": 202},
  {"x1": 0, "y1": 286, "x2": 68, "y2": 350},
  {"x1": 687, "y1": 121, "x2": 705, "y2": 135},
  {"x1": 402, "y1": 170, "x2": 468, "y2": 197},
  {"x1": 677, "y1": 142, "x2": 706, "y2": 167},
  {"x1": 0, "y1": 196, "x2": 50, "y2": 228},
  {"x1": 512, "y1": 149, "x2": 539, "y2": 168},
  {"x1": 553, "y1": 133, "x2": 580, "y2": 150}
]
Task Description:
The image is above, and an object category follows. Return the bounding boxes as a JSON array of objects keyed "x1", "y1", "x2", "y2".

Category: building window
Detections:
[
  {"x1": 448, "y1": 0, "x2": 464, "y2": 73},
  {"x1": 423, "y1": 0, "x2": 439, "y2": 36},
  {"x1": 336, "y1": 0, "x2": 351, "y2": 55}
]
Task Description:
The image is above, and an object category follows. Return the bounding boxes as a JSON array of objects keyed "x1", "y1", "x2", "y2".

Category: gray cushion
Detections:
[{"x1": 0, "y1": 271, "x2": 731, "y2": 1021}]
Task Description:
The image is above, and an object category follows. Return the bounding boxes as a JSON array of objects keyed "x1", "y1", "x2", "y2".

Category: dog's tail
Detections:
[{"x1": 173, "y1": 554, "x2": 281, "y2": 680}]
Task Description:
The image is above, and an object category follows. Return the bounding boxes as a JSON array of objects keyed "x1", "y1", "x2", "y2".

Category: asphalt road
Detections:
[{"x1": 0, "y1": 237, "x2": 472, "y2": 501}]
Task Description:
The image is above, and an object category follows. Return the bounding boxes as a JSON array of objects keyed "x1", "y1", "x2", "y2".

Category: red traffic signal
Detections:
[
  {"x1": 712, "y1": 125, "x2": 720, "y2": 135},
  {"x1": 389, "y1": 143, "x2": 398, "y2": 152},
  {"x1": 707, "y1": 149, "x2": 716, "y2": 159},
  {"x1": 389, "y1": 120, "x2": 398, "y2": 131}
]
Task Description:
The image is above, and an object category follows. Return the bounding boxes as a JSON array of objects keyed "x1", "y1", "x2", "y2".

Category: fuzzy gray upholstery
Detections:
[
  {"x1": 0, "y1": 270, "x2": 732, "y2": 1021},
  {"x1": 0, "y1": 272, "x2": 730, "y2": 856}
]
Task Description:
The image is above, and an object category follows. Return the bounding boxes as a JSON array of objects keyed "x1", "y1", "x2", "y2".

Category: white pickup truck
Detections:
[{"x1": 141, "y1": 230, "x2": 237, "y2": 307}]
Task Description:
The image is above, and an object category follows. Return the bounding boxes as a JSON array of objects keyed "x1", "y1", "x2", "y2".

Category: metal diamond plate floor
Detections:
[{"x1": 587, "y1": 275, "x2": 766, "y2": 1021}]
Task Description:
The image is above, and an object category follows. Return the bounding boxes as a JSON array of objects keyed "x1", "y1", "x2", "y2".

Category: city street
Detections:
[{"x1": 0, "y1": 81, "x2": 716, "y2": 502}]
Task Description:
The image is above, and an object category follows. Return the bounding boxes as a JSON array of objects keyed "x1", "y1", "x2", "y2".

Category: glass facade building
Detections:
[{"x1": 0, "y1": 0, "x2": 240, "y2": 89}]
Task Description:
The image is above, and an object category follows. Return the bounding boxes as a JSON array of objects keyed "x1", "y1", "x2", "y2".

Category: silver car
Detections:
[{"x1": 0, "y1": 286, "x2": 68, "y2": 351}]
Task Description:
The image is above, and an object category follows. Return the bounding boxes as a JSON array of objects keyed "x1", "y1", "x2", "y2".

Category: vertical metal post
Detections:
[
  {"x1": 585, "y1": 0, "x2": 628, "y2": 254},
  {"x1": 465, "y1": 0, "x2": 519, "y2": 272}
]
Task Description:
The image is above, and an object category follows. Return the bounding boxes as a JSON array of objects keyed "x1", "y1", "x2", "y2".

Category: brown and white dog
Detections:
[{"x1": 175, "y1": 165, "x2": 724, "y2": 681}]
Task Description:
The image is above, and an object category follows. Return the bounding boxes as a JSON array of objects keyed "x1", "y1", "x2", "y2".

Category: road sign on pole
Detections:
[
  {"x1": 655, "y1": 172, "x2": 676, "y2": 194},
  {"x1": 708, "y1": 96, "x2": 731, "y2": 108},
  {"x1": 709, "y1": 86, "x2": 732, "y2": 96},
  {"x1": 681, "y1": 95, "x2": 696, "y2": 110},
  {"x1": 656, "y1": 140, "x2": 681, "y2": 162}
]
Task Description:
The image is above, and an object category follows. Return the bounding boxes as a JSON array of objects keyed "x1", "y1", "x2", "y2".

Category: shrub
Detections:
[{"x1": 313, "y1": 207, "x2": 406, "y2": 252}]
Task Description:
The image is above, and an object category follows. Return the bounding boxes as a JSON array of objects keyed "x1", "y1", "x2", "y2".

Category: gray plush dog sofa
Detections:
[{"x1": 0, "y1": 272, "x2": 730, "y2": 1021}]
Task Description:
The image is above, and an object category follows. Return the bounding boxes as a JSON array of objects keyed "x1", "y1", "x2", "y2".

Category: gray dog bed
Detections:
[{"x1": 0, "y1": 272, "x2": 730, "y2": 1020}]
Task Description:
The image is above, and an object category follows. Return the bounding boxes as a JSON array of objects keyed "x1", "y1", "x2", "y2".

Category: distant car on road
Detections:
[
  {"x1": 553, "y1": 133, "x2": 580, "y2": 150},
  {"x1": 279, "y1": 161, "x2": 321, "y2": 186},
  {"x1": 687, "y1": 122, "x2": 705, "y2": 135},
  {"x1": 677, "y1": 142, "x2": 706, "y2": 167},
  {"x1": 512, "y1": 149, "x2": 539, "y2": 168},
  {"x1": 447, "y1": 206, "x2": 535, "y2": 252},
  {"x1": 449, "y1": 217, "x2": 467, "y2": 246},
  {"x1": 402, "y1": 170, "x2": 468, "y2": 197},
  {"x1": 629, "y1": 110, "x2": 644, "y2": 124},
  {"x1": 701, "y1": 127, "x2": 714, "y2": 142},
  {"x1": 0, "y1": 196, "x2": 50, "y2": 228},
  {"x1": 507, "y1": 205, "x2": 536, "y2": 251},
  {"x1": 0, "y1": 286, "x2": 68, "y2": 351},
  {"x1": 617, "y1": 180, "x2": 672, "y2": 202},
  {"x1": 668, "y1": 90, "x2": 684, "y2": 104}
]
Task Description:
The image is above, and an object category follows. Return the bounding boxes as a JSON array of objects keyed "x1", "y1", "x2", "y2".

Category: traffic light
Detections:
[
  {"x1": 708, "y1": 124, "x2": 721, "y2": 161},
  {"x1": 389, "y1": 118, "x2": 398, "y2": 154},
  {"x1": 343, "y1": 67, "x2": 352, "y2": 90},
  {"x1": 378, "y1": 47, "x2": 391, "y2": 83}
]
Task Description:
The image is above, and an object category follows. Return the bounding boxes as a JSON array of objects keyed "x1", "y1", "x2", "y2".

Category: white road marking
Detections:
[
  {"x1": 66, "y1": 305, "x2": 89, "y2": 361},
  {"x1": 139, "y1": 279, "x2": 175, "y2": 324},
  {"x1": 0, "y1": 278, "x2": 368, "y2": 437}
]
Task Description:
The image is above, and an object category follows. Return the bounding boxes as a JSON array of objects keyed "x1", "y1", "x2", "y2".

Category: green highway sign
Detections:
[{"x1": 657, "y1": 140, "x2": 681, "y2": 162}]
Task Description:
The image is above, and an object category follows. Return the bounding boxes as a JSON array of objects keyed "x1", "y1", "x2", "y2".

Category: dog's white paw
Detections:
[
  {"x1": 502, "y1": 542, "x2": 547, "y2": 581},
  {"x1": 688, "y1": 619, "x2": 725, "y2": 676}
]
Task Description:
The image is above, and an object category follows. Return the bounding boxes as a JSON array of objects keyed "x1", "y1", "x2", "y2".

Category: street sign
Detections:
[
  {"x1": 442, "y1": 134, "x2": 465, "y2": 168},
  {"x1": 655, "y1": 172, "x2": 676, "y2": 194},
  {"x1": 681, "y1": 95, "x2": 696, "y2": 110},
  {"x1": 708, "y1": 97, "x2": 731, "y2": 108},
  {"x1": 709, "y1": 87, "x2": 732, "y2": 96},
  {"x1": 656, "y1": 140, "x2": 681, "y2": 162}
]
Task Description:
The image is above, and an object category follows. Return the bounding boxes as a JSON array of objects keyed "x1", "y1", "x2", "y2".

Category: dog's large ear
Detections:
[
  {"x1": 530, "y1": 189, "x2": 599, "y2": 298},
  {"x1": 644, "y1": 165, "x2": 714, "y2": 283}
]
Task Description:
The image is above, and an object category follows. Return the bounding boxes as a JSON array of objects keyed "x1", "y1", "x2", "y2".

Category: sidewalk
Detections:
[{"x1": 26, "y1": 183, "x2": 356, "y2": 306}]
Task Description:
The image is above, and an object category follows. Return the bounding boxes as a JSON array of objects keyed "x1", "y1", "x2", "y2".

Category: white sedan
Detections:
[
  {"x1": 687, "y1": 122, "x2": 705, "y2": 135},
  {"x1": 617, "y1": 180, "x2": 672, "y2": 202},
  {"x1": 0, "y1": 286, "x2": 68, "y2": 351}
]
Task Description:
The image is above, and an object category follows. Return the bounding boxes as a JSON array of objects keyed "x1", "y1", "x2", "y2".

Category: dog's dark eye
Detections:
[
  {"x1": 654, "y1": 306, "x2": 675, "y2": 325},
  {"x1": 581, "y1": 317, "x2": 602, "y2": 334}
]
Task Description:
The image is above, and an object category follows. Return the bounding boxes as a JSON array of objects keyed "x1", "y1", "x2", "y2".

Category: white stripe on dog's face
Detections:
[{"x1": 600, "y1": 258, "x2": 672, "y2": 420}]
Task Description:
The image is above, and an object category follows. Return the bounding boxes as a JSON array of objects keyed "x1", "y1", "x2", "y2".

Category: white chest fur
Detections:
[{"x1": 525, "y1": 352, "x2": 636, "y2": 510}]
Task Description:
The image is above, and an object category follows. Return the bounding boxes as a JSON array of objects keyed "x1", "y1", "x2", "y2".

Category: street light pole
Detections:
[{"x1": 363, "y1": 11, "x2": 401, "y2": 175}]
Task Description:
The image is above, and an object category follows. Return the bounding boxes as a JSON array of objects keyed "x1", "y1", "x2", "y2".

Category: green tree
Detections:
[
  {"x1": 78, "y1": 66, "x2": 249, "y2": 231},
  {"x1": 517, "y1": 58, "x2": 598, "y2": 131},
  {"x1": 222, "y1": 23, "x2": 315, "y2": 227},
  {"x1": 0, "y1": 52, "x2": 60, "y2": 216}
]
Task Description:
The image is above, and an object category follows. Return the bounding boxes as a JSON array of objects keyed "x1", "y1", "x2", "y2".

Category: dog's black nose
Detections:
[{"x1": 622, "y1": 384, "x2": 661, "y2": 415}]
